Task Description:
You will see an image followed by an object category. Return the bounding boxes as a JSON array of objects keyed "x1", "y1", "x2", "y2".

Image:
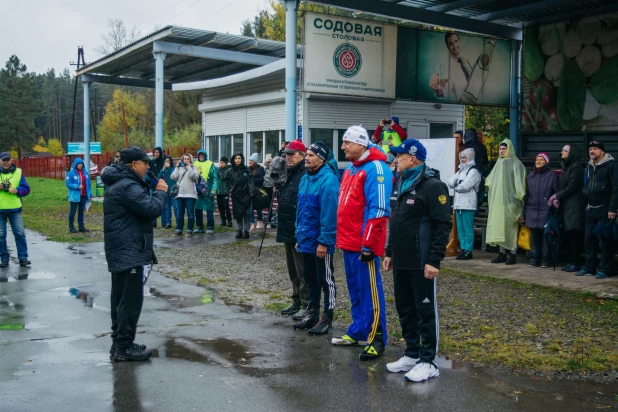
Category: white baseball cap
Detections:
[{"x1": 342, "y1": 125, "x2": 369, "y2": 147}]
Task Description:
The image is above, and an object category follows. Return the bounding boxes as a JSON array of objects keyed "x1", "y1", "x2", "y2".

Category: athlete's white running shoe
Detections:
[
  {"x1": 404, "y1": 361, "x2": 439, "y2": 382},
  {"x1": 386, "y1": 356, "x2": 419, "y2": 373}
]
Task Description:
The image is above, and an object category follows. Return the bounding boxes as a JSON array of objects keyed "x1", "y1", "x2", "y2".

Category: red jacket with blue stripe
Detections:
[{"x1": 336, "y1": 145, "x2": 393, "y2": 256}]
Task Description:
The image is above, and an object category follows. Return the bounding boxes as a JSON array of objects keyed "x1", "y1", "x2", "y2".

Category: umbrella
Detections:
[{"x1": 544, "y1": 208, "x2": 561, "y2": 271}]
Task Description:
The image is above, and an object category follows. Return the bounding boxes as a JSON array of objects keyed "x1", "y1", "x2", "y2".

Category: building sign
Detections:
[
  {"x1": 521, "y1": 11, "x2": 618, "y2": 132},
  {"x1": 303, "y1": 13, "x2": 398, "y2": 99},
  {"x1": 67, "y1": 142, "x2": 101, "y2": 154},
  {"x1": 395, "y1": 28, "x2": 512, "y2": 106}
]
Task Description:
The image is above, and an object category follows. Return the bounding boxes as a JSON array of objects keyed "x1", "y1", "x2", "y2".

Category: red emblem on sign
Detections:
[{"x1": 339, "y1": 50, "x2": 357, "y2": 71}]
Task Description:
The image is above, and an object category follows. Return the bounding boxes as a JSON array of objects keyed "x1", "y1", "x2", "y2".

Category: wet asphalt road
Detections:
[{"x1": 1, "y1": 231, "x2": 617, "y2": 411}]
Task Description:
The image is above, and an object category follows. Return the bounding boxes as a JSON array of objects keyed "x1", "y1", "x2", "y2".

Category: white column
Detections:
[
  {"x1": 284, "y1": 0, "x2": 298, "y2": 142},
  {"x1": 83, "y1": 81, "x2": 91, "y2": 172},
  {"x1": 154, "y1": 52, "x2": 167, "y2": 149}
]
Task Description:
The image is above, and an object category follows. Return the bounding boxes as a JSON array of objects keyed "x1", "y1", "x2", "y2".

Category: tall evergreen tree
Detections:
[{"x1": 0, "y1": 55, "x2": 40, "y2": 158}]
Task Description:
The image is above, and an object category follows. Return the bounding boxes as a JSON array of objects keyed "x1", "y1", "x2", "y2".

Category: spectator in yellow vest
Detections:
[
  {"x1": 0, "y1": 152, "x2": 30, "y2": 267},
  {"x1": 372, "y1": 117, "x2": 407, "y2": 154},
  {"x1": 193, "y1": 150, "x2": 219, "y2": 234}
]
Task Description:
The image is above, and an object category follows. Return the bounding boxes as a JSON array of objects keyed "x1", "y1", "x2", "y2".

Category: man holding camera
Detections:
[
  {"x1": 276, "y1": 140, "x2": 309, "y2": 320},
  {"x1": 101, "y1": 146, "x2": 168, "y2": 361},
  {"x1": 372, "y1": 117, "x2": 407, "y2": 154},
  {"x1": 0, "y1": 152, "x2": 30, "y2": 267}
]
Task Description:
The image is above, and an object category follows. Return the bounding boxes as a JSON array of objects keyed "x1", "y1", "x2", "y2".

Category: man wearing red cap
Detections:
[{"x1": 276, "y1": 140, "x2": 310, "y2": 320}]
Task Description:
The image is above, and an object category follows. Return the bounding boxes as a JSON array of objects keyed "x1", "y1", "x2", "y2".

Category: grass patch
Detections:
[
  {"x1": 264, "y1": 302, "x2": 288, "y2": 312},
  {"x1": 196, "y1": 278, "x2": 213, "y2": 286},
  {"x1": 22, "y1": 177, "x2": 234, "y2": 243}
]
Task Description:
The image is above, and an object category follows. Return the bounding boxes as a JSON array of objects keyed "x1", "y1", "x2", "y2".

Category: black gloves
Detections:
[{"x1": 359, "y1": 251, "x2": 376, "y2": 263}]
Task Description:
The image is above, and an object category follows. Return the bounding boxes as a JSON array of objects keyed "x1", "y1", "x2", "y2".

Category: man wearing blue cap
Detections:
[
  {"x1": 0, "y1": 152, "x2": 31, "y2": 267},
  {"x1": 383, "y1": 139, "x2": 451, "y2": 382},
  {"x1": 372, "y1": 117, "x2": 407, "y2": 154}
]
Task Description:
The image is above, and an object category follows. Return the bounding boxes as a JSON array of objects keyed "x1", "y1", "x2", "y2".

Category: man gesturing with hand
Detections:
[{"x1": 383, "y1": 139, "x2": 451, "y2": 383}]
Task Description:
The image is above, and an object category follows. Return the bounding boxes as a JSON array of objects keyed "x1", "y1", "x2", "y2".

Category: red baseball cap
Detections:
[{"x1": 283, "y1": 140, "x2": 306, "y2": 154}]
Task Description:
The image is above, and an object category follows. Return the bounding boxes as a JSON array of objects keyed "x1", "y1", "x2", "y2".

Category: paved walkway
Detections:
[{"x1": 442, "y1": 251, "x2": 618, "y2": 299}]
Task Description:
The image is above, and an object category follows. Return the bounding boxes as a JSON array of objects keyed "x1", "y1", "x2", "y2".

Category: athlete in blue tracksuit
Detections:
[{"x1": 294, "y1": 142, "x2": 340, "y2": 335}]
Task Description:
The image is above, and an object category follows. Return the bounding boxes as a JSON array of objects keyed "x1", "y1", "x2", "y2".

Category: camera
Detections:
[
  {"x1": 179, "y1": 162, "x2": 186, "y2": 167},
  {"x1": 2, "y1": 181, "x2": 9, "y2": 192},
  {"x1": 383, "y1": 119, "x2": 392, "y2": 125},
  {"x1": 270, "y1": 171, "x2": 280, "y2": 180}
]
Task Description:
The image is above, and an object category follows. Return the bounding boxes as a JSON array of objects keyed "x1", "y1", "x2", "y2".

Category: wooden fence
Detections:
[{"x1": 13, "y1": 146, "x2": 201, "y2": 180}]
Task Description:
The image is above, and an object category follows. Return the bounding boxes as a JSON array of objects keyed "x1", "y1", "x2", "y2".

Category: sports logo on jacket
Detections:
[{"x1": 438, "y1": 195, "x2": 447, "y2": 205}]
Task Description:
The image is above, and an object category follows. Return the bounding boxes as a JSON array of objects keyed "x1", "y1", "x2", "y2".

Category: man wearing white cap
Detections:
[{"x1": 334, "y1": 125, "x2": 393, "y2": 361}]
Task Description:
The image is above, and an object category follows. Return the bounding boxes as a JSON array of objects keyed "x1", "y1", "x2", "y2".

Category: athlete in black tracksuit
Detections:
[{"x1": 385, "y1": 164, "x2": 451, "y2": 369}]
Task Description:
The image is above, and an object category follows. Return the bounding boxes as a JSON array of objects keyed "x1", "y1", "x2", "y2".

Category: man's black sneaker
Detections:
[
  {"x1": 19, "y1": 259, "x2": 31, "y2": 267},
  {"x1": 461, "y1": 251, "x2": 473, "y2": 260},
  {"x1": 235, "y1": 229, "x2": 243, "y2": 239},
  {"x1": 293, "y1": 310, "x2": 319, "y2": 330},
  {"x1": 308, "y1": 310, "x2": 333, "y2": 335},
  {"x1": 110, "y1": 342, "x2": 146, "y2": 356},
  {"x1": 491, "y1": 253, "x2": 507, "y2": 264},
  {"x1": 78, "y1": 228, "x2": 90, "y2": 233},
  {"x1": 291, "y1": 307, "x2": 308, "y2": 321},
  {"x1": 359, "y1": 336, "x2": 385, "y2": 361},
  {"x1": 280, "y1": 304, "x2": 301, "y2": 316},
  {"x1": 219, "y1": 220, "x2": 227, "y2": 227},
  {"x1": 113, "y1": 343, "x2": 152, "y2": 362},
  {"x1": 70, "y1": 228, "x2": 78, "y2": 233},
  {"x1": 505, "y1": 253, "x2": 517, "y2": 265},
  {"x1": 242, "y1": 230, "x2": 250, "y2": 239},
  {"x1": 0, "y1": 260, "x2": 8, "y2": 268},
  {"x1": 227, "y1": 221, "x2": 233, "y2": 228}
]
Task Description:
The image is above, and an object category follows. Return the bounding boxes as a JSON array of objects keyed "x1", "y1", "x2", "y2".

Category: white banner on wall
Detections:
[{"x1": 303, "y1": 12, "x2": 398, "y2": 99}]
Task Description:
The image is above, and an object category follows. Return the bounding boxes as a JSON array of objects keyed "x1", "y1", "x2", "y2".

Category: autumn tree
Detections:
[
  {"x1": 95, "y1": 18, "x2": 141, "y2": 56},
  {"x1": 0, "y1": 55, "x2": 40, "y2": 159},
  {"x1": 465, "y1": 106, "x2": 510, "y2": 160},
  {"x1": 98, "y1": 89, "x2": 150, "y2": 151},
  {"x1": 32, "y1": 137, "x2": 64, "y2": 156}
]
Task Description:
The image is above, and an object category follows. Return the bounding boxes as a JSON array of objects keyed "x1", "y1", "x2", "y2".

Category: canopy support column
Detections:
[
  {"x1": 154, "y1": 52, "x2": 167, "y2": 149},
  {"x1": 83, "y1": 81, "x2": 91, "y2": 172},
  {"x1": 284, "y1": 0, "x2": 298, "y2": 142},
  {"x1": 509, "y1": 40, "x2": 521, "y2": 154}
]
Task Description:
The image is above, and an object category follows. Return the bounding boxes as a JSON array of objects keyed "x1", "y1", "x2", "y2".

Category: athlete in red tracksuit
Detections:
[{"x1": 334, "y1": 125, "x2": 393, "y2": 361}]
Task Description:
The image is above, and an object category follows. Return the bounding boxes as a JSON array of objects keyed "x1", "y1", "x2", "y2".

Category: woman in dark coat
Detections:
[
  {"x1": 226, "y1": 153, "x2": 255, "y2": 239},
  {"x1": 520, "y1": 152, "x2": 559, "y2": 268},
  {"x1": 553, "y1": 144, "x2": 586, "y2": 272}
]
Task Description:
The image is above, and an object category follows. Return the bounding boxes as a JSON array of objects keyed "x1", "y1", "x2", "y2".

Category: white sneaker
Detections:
[
  {"x1": 249, "y1": 223, "x2": 256, "y2": 231},
  {"x1": 256, "y1": 221, "x2": 264, "y2": 229},
  {"x1": 404, "y1": 362, "x2": 439, "y2": 382},
  {"x1": 386, "y1": 356, "x2": 419, "y2": 373},
  {"x1": 331, "y1": 334, "x2": 358, "y2": 346}
]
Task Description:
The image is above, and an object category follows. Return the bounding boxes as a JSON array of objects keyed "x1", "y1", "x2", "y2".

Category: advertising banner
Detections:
[
  {"x1": 396, "y1": 29, "x2": 512, "y2": 106},
  {"x1": 303, "y1": 13, "x2": 398, "y2": 99},
  {"x1": 521, "y1": 12, "x2": 618, "y2": 132},
  {"x1": 67, "y1": 142, "x2": 101, "y2": 154}
]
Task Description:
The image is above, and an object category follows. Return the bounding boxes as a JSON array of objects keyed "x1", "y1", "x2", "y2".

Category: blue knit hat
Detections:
[{"x1": 249, "y1": 153, "x2": 259, "y2": 163}]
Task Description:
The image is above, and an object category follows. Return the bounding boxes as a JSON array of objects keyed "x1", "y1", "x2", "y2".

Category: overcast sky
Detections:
[{"x1": 0, "y1": 0, "x2": 270, "y2": 74}]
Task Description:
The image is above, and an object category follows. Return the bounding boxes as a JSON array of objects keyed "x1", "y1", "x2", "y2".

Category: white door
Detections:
[{"x1": 406, "y1": 122, "x2": 430, "y2": 139}]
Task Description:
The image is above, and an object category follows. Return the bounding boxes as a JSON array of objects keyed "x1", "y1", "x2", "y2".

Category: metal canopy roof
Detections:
[
  {"x1": 77, "y1": 25, "x2": 299, "y2": 84},
  {"x1": 311, "y1": 0, "x2": 618, "y2": 40},
  {"x1": 393, "y1": 0, "x2": 618, "y2": 27}
]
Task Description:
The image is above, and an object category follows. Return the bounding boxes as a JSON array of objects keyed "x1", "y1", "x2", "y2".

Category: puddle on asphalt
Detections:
[
  {"x1": 67, "y1": 245, "x2": 86, "y2": 254},
  {"x1": 69, "y1": 287, "x2": 96, "y2": 308},
  {"x1": 27, "y1": 271, "x2": 56, "y2": 280},
  {"x1": 152, "y1": 337, "x2": 280, "y2": 378},
  {"x1": 149, "y1": 287, "x2": 218, "y2": 306}
]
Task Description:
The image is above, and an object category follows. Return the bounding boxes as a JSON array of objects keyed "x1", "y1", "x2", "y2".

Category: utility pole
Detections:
[{"x1": 69, "y1": 47, "x2": 86, "y2": 143}]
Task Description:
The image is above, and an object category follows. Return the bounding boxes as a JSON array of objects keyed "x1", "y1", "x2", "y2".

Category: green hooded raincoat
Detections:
[
  {"x1": 485, "y1": 139, "x2": 526, "y2": 251},
  {"x1": 194, "y1": 150, "x2": 219, "y2": 211}
]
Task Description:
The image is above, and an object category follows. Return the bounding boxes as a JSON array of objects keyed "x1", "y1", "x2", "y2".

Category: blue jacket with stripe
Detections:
[{"x1": 295, "y1": 164, "x2": 340, "y2": 254}]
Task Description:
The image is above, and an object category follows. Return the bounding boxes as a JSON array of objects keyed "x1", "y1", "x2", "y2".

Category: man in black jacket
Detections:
[
  {"x1": 102, "y1": 146, "x2": 168, "y2": 361},
  {"x1": 578, "y1": 140, "x2": 618, "y2": 279},
  {"x1": 276, "y1": 140, "x2": 309, "y2": 320},
  {"x1": 461, "y1": 129, "x2": 488, "y2": 174},
  {"x1": 383, "y1": 139, "x2": 451, "y2": 383}
]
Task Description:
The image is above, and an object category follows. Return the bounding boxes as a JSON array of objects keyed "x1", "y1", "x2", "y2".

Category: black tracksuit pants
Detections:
[
  {"x1": 217, "y1": 194, "x2": 231, "y2": 222},
  {"x1": 393, "y1": 269, "x2": 438, "y2": 363},
  {"x1": 302, "y1": 252, "x2": 336, "y2": 312},
  {"x1": 584, "y1": 205, "x2": 614, "y2": 274},
  {"x1": 111, "y1": 267, "x2": 145, "y2": 350}
]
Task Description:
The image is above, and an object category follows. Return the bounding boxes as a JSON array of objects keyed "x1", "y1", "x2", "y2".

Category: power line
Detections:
[
  {"x1": 192, "y1": 0, "x2": 243, "y2": 27},
  {"x1": 161, "y1": 0, "x2": 205, "y2": 26},
  {"x1": 136, "y1": 0, "x2": 190, "y2": 27}
]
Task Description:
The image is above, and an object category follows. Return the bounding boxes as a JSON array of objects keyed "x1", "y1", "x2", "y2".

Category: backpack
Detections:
[{"x1": 196, "y1": 175, "x2": 208, "y2": 195}]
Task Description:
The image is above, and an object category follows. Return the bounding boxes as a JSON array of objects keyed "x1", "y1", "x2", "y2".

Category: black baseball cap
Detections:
[
  {"x1": 120, "y1": 146, "x2": 150, "y2": 163},
  {"x1": 589, "y1": 140, "x2": 605, "y2": 151}
]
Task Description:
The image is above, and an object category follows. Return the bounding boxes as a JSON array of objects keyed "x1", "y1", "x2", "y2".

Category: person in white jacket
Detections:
[
  {"x1": 447, "y1": 148, "x2": 481, "y2": 260},
  {"x1": 170, "y1": 154, "x2": 200, "y2": 237}
]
